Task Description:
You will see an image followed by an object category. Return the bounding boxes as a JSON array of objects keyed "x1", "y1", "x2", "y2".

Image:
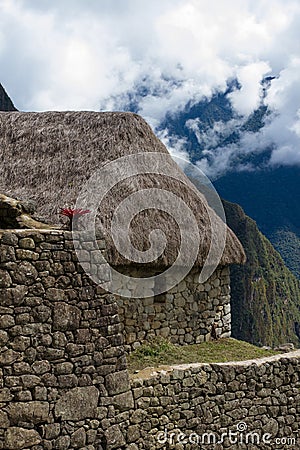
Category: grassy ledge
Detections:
[{"x1": 127, "y1": 338, "x2": 279, "y2": 373}]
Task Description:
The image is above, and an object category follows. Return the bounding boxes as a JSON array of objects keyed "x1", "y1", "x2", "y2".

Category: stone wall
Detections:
[
  {"x1": 2, "y1": 229, "x2": 299, "y2": 450},
  {"x1": 126, "y1": 351, "x2": 300, "y2": 449},
  {"x1": 0, "y1": 230, "x2": 133, "y2": 450},
  {"x1": 116, "y1": 266, "x2": 231, "y2": 351}
]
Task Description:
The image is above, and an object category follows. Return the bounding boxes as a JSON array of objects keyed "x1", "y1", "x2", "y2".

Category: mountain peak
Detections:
[{"x1": 0, "y1": 83, "x2": 17, "y2": 111}]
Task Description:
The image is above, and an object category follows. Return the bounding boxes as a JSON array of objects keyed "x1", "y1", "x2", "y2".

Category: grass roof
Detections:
[{"x1": 0, "y1": 111, "x2": 245, "y2": 267}]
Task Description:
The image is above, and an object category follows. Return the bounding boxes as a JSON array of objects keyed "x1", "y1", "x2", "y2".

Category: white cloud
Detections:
[
  {"x1": 239, "y1": 57, "x2": 300, "y2": 167},
  {"x1": 228, "y1": 62, "x2": 271, "y2": 116},
  {"x1": 1, "y1": 0, "x2": 300, "y2": 170},
  {"x1": 157, "y1": 128, "x2": 190, "y2": 165}
]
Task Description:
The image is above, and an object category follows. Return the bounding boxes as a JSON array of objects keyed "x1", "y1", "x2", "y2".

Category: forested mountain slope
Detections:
[{"x1": 223, "y1": 199, "x2": 300, "y2": 347}]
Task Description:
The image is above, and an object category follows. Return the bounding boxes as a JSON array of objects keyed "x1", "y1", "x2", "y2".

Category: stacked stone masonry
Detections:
[
  {"x1": 116, "y1": 267, "x2": 231, "y2": 351},
  {"x1": 126, "y1": 352, "x2": 300, "y2": 450},
  {"x1": 0, "y1": 230, "x2": 133, "y2": 450},
  {"x1": 1, "y1": 229, "x2": 300, "y2": 450}
]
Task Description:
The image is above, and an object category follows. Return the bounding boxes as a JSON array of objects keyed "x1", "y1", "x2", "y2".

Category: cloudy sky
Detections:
[{"x1": 1, "y1": 0, "x2": 300, "y2": 174}]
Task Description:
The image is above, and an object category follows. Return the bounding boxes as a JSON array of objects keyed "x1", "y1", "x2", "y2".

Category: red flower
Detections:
[
  {"x1": 60, "y1": 208, "x2": 91, "y2": 218},
  {"x1": 60, "y1": 208, "x2": 91, "y2": 230}
]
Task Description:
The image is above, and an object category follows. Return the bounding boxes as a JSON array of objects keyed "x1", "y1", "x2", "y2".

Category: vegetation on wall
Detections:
[{"x1": 128, "y1": 337, "x2": 278, "y2": 372}]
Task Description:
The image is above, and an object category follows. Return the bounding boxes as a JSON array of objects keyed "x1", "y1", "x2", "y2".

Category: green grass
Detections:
[{"x1": 127, "y1": 337, "x2": 279, "y2": 373}]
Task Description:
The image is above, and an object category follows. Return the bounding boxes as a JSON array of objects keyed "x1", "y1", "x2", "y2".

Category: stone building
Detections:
[
  {"x1": 0, "y1": 228, "x2": 299, "y2": 449},
  {"x1": 0, "y1": 111, "x2": 245, "y2": 348}
]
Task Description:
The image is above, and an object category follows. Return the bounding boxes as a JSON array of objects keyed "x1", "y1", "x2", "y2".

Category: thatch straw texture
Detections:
[{"x1": 0, "y1": 111, "x2": 245, "y2": 267}]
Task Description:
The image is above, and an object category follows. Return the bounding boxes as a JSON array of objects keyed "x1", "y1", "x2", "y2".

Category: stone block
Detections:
[
  {"x1": 15, "y1": 390, "x2": 32, "y2": 401},
  {"x1": 55, "y1": 275, "x2": 71, "y2": 288},
  {"x1": 127, "y1": 425, "x2": 141, "y2": 443},
  {"x1": 57, "y1": 374, "x2": 78, "y2": 388},
  {"x1": 0, "y1": 387, "x2": 14, "y2": 402},
  {"x1": 13, "y1": 361, "x2": 32, "y2": 375},
  {"x1": 16, "y1": 249, "x2": 39, "y2": 260},
  {"x1": 45, "y1": 288, "x2": 65, "y2": 301},
  {"x1": 52, "y1": 331, "x2": 68, "y2": 348},
  {"x1": 11, "y1": 261, "x2": 38, "y2": 285},
  {"x1": 112, "y1": 391, "x2": 134, "y2": 411},
  {"x1": 0, "y1": 349, "x2": 20, "y2": 366},
  {"x1": 71, "y1": 427, "x2": 86, "y2": 448},
  {"x1": 1, "y1": 232, "x2": 18, "y2": 245},
  {"x1": 105, "y1": 370, "x2": 130, "y2": 395},
  {"x1": 32, "y1": 305, "x2": 51, "y2": 322},
  {"x1": 34, "y1": 386, "x2": 48, "y2": 401},
  {"x1": 0, "y1": 410, "x2": 10, "y2": 428},
  {"x1": 0, "y1": 245, "x2": 15, "y2": 263},
  {"x1": 224, "y1": 304, "x2": 231, "y2": 315},
  {"x1": 75, "y1": 328, "x2": 91, "y2": 343},
  {"x1": 32, "y1": 360, "x2": 51, "y2": 375},
  {"x1": 4, "y1": 427, "x2": 42, "y2": 449},
  {"x1": 53, "y1": 302, "x2": 81, "y2": 331},
  {"x1": 54, "y1": 362, "x2": 73, "y2": 375},
  {"x1": 55, "y1": 386, "x2": 99, "y2": 420},
  {"x1": 0, "y1": 269, "x2": 12, "y2": 287},
  {"x1": 0, "y1": 314, "x2": 15, "y2": 328},
  {"x1": 130, "y1": 408, "x2": 147, "y2": 424},
  {"x1": 0, "y1": 329, "x2": 8, "y2": 345},
  {"x1": 21, "y1": 375, "x2": 41, "y2": 388},
  {"x1": 104, "y1": 425, "x2": 126, "y2": 449},
  {"x1": 66, "y1": 343, "x2": 85, "y2": 356},
  {"x1": 54, "y1": 435, "x2": 71, "y2": 450},
  {"x1": 52, "y1": 250, "x2": 71, "y2": 261},
  {"x1": 86, "y1": 429, "x2": 97, "y2": 444},
  {"x1": 8, "y1": 401, "x2": 49, "y2": 425},
  {"x1": 43, "y1": 423, "x2": 61, "y2": 440}
]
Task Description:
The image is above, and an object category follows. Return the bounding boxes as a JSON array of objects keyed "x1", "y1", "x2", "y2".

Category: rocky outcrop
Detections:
[{"x1": 0, "y1": 194, "x2": 53, "y2": 229}]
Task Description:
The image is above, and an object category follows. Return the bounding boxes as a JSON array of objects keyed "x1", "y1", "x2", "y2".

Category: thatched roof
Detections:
[{"x1": 0, "y1": 111, "x2": 245, "y2": 267}]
